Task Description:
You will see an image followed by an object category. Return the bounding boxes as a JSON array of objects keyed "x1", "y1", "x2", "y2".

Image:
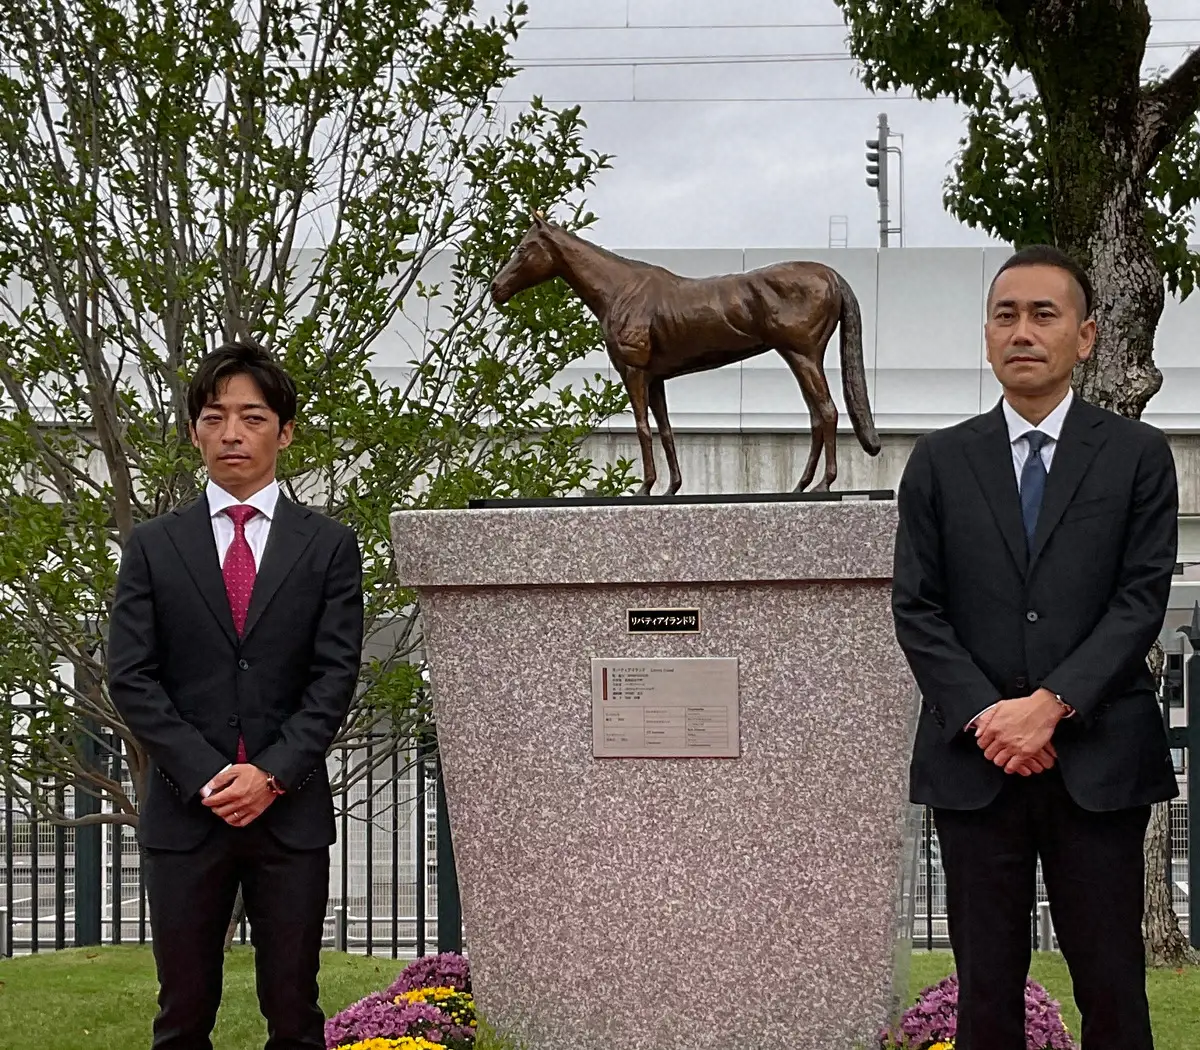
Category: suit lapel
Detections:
[
  {"x1": 1028, "y1": 398, "x2": 1106, "y2": 571},
  {"x1": 164, "y1": 497, "x2": 238, "y2": 646},
  {"x1": 964, "y1": 402, "x2": 1028, "y2": 576},
  {"x1": 241, "y1": 495, "x2": 319, "y2": 642}
]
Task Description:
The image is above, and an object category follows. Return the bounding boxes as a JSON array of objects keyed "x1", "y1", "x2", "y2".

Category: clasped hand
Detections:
[
  {"x1": 201, "y1": 764, "x2": 277, "y2": 827},
  {"x1": 975, "y1": 689, "x2": 1065, "y2": 776}
]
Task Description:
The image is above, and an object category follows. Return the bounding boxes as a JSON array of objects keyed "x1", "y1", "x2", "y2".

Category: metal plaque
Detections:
[{"x1": 591, "y1": 657, "x2": 739, "y2": 759}]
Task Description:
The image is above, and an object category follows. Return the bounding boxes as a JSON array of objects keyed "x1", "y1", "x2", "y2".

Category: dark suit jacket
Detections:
[
  {"x1": 108, "y1": 494, "x2": 364, "y2": 850},
  {"x1": 892, "y1": 396, "x2": 1179, "y2": 812}
]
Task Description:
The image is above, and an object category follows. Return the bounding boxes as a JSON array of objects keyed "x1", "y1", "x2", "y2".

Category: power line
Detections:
[
  {"x1": 523, "y1": 23, "x2": 849, "y2": 31},
  {"x1": 521, "y1": 17, "x2": 1200, "y2": 31},
  {"x1": 497, "y1": 95, "x2": 923, "y2": 105},
  {"x1": 512, "y1": 41, "x2": 1198, "y2": 69}
]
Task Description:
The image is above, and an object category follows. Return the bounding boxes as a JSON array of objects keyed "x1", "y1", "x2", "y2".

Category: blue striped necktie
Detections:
[{"x1": 1020, "y1": 430, "x2": 1050, "y2": 544}]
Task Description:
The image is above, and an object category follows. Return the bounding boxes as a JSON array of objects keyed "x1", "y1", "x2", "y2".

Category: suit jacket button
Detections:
[
  {"x1": 238, "y1": 658, "x2": 250, "y2": 670},
  {"x1": 1026, "y1": 610, "x2": 1039, "y2": 623},
  {"x1": 228, "y1": 715, "x2": 240, "y2": 728},
  {"x1": 1015, "y1": 676, "x2": 1029, "y2": 690}
]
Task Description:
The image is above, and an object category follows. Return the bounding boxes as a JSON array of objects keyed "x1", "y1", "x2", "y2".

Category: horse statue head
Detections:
[{"x1": 490, "y1": 212, "x2": 560, "y2": 305}]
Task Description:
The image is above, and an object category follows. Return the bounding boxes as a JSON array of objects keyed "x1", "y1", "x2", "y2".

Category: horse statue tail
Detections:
[{"x1": 834, "y1": 271, "x2": 881, "y2": 455}]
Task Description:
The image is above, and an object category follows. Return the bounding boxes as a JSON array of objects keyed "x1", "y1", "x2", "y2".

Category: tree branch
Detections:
[{"x1": 1139, "y1": 46, "x2": 1200, "y2": 172}]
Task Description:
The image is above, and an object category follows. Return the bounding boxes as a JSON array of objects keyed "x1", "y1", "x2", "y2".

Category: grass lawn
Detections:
[
  {"x1": 0, "y1": 946, "x2": 1197, "y2": 1048},
  {"x1": 0, "y1": 945, "x2": 392, "y2": 1050}
]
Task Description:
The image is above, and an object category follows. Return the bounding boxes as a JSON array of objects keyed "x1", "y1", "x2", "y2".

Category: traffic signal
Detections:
[
  {"x1": 866, "y1": 113, "x2": 893, "y2": 247},
  {"x1": 865, "y1": 139, "x2": 882, "y2": 189}
]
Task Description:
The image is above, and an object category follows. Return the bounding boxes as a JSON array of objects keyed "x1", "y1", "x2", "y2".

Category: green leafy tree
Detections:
[
  {"x1": 834, "y1": 0, "x2": 1199, "y2": 965},
  {"x1": 0, "y1": 0, "x2": 632, "y2": 843},
  {"x1": 836, "y1": 0, "x2": 1200, "y2": 414}
]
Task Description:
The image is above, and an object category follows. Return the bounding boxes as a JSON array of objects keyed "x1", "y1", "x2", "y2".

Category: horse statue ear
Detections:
[{"x1": 531, "y1": 210, "x2": 546, "y2": 226}]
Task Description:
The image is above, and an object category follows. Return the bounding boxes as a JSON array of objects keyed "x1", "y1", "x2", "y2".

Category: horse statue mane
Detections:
[{"x1": 491, "y1": 213, "x2": 881, "y2": 495}]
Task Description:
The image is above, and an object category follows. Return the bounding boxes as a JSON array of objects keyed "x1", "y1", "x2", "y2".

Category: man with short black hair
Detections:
[
  {"x1": 892, "y1": 245, "x2": 1178, "y2": 1050},
  {"x1": 109, "y1": 341, "x2": 364, "y2": 1050}
]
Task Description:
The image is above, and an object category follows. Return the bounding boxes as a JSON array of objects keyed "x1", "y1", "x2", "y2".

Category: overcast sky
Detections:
[{"x1": 476, "y1": 0, "x2": 1200, "y2": 250}]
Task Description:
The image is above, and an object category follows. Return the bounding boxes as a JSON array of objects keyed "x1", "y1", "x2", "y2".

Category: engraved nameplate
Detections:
[
  {"x1": 591, "y1": 657, "x2": 739, "y2": 759},
  {"x1": 627, "y1": 608, "x2": 700, "y2": 633}
]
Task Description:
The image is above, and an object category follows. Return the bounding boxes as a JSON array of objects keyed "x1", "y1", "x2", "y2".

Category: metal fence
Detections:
[
  {"x1": 1, "y1": 743, "x2": 463, "y2": 959},
  {"x1": 911, "y1": 801, "x2": 1191, "y2": 951},
  {"x1": 4, "y1": 627, "x2": 1199, "y2": 958}
]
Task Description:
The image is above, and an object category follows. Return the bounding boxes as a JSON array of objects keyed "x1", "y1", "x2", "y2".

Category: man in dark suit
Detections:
[
  {"x1": 108, "y1": 342, "x2": 364, "y2": 1050},
  {"x1": 892, "y1": 245, "x2": 1178, "y2": 1050}
]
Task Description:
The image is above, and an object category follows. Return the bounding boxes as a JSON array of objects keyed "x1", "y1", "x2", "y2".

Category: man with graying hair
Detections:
[{"x1": 892, "y1": 245, "x2": 1178, "y2": 1050}]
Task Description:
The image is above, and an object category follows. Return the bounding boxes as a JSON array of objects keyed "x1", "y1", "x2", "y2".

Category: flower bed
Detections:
[
  {"x1": 326, "y1": 953, "x2": 476, "y2": 1050},
  {"x1": 880, "y1": 973, "x2": 1077, "y2": 1050},
  {"x1": 330, "y1": 956, "x2": 1079, "y2": 1050}
]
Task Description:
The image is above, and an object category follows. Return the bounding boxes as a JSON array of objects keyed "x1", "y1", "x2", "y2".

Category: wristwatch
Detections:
[
  {"x1": 1050, "y1": 692, "x2": 1075, "y2": 717},
  {"x1": 264, "y1": 772, "x2": 287, "y2": 796}
]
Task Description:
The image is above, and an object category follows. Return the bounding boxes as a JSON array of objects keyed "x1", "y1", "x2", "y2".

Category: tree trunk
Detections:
[
  {"x1": 1143, "y1": 800, "x2": 1197, "y2": 968},
  {"x1": 1139, "y1": 643, "x2": 1193, "y2": 967},
  {"x1": 1074, "y1": 211, "x2": 1164, "y2": 417},
  {"x1": 224, "y1": 886, "x2": 246, "y2": 952},
  {"x1": 1048, "y1": 93, "x2": 1164, "y2": 417}
]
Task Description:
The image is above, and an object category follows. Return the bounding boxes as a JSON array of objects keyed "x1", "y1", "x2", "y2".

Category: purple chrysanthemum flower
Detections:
[
  {"x1": 325, "y1": 952, "x2": 475, "y2": 1048},
  {"x1": 324, "y1": 995, "x2": 458, "y2": 1048},
  {"x1": 880, "y1": 973, "x2": 1077, "y2": 1049},
  {"x1": 385, "y1": 952, "x2": 472, "y2": 996}
]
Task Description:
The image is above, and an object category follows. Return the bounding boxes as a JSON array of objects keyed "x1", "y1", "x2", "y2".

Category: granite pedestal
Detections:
[{"x1": 390, "y1": 498, "x2": 919, "y2": 1050}]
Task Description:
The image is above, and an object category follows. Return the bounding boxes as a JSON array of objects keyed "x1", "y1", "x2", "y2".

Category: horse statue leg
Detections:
[
  {"x1": 794, "y1": 404, "x2": 823, "y2": 493},
  {"x1": 809, "y1": 350, "x2": 839, "y2": 492},
  {"x1": 647, "y1": 378, "x2": 683, "y2": 495},
  {"x1": 777, "y1": 345, "x2": 838, "y2": 492},
  {"x1": 623, "y1": 364, "x2": 659, "y2": 495}
]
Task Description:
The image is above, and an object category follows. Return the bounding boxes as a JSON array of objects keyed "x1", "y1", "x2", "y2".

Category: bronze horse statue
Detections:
[{"x1": 490, "y1": 214, "x2": 881, "y2": 495}]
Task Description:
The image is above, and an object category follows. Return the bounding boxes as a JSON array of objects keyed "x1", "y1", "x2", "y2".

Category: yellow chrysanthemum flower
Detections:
[
  {"x1": 339, "y1": 1038, "x2": 444, "y2": 1050},
  {"x1": 396, "y1": 985, "x2": 470, "y2": 1005}
]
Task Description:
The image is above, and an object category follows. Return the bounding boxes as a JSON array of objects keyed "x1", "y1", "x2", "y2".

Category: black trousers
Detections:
[
  {"x1": 142, "y1": 819, "x2": 330, "y2": 1050},
  {"x1": 934, "y1": 769, "x2": 1152, "y2": 1050}
]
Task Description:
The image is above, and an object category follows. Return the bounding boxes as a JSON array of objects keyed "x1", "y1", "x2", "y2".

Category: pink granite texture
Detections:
[{"x1": 390, "y1": 500, "x2": 918, "y2": 1050}]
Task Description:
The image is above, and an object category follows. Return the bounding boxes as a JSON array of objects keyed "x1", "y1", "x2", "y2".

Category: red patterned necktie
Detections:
[{"x1": 222, "y1": 504, "x2": 259, "y2": 763}]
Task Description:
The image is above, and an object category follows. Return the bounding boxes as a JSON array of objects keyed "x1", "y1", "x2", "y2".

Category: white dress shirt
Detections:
[
  {"x1": 200, "y1": 477, "x2": 279, "y2": 792},
  {"x1": 967, "y1": 390, "x2": 1074, "y2": 730},
  {"x1": 1002, "y1": 387, "x2": 1073, "y2": 484},
  {"x1": 207, "y1": 478, "x2": 279, "y2": 570}
]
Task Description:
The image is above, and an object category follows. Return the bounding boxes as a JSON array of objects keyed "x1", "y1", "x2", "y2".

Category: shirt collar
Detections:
[
  {"x1": 1002, "y1": 388, "x2": 1073, "y2": 446},
  {"x1": 206, "y1": 478, "x2": 280, "y2": 521}
]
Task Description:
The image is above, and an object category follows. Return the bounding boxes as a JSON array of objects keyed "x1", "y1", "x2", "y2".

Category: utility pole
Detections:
[{"x1": 865, "y1": 112, "x2": 890, "y2": 248}]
